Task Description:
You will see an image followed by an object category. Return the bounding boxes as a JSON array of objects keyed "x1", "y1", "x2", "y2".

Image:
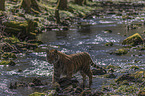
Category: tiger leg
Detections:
[
  {"x1": 84, "y1": 68, "x2": 92, "y2": 88},
  {"x1": 52, "y1": 69, "x2": 60, "y2": 84},
  {"x1": 80, "y1": 70, "x2": 86, "y2": 88}
]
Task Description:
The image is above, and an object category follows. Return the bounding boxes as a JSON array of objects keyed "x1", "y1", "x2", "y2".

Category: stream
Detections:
[{"x1": 1, "y1": 5, "x2": 145, "y2": 96}]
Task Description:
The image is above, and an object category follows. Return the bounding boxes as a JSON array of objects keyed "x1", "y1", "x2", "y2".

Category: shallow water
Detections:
[{"x1": 1, "y1": 13, "x2": 145, "y2": 96}]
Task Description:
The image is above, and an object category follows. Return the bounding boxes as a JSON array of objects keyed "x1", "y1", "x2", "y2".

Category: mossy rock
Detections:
[
  {"x1": 114, "y1": 48, "x2": 128, "y2": 55},
  {"x1": 129, "y1": 65, "x2": 139, "y2": 70},
  {"x1": 105, "y1": 42, "x2": 113, "y2": 46},
  {"x1": 0, "y1": 60, "x2": 16, "y2": 66},
  {"x1": 122, "y1": 33, "x2": 143, "y2": 46},
  {"x1": 29, "y1": 92, "x2": 47, "y2": 96},
  {"x1": 106, "y1": 65, "x2": 120, "y2": 69},
  {"x1": 2, "y1": 52, "x2": 17, "y2": 59}
]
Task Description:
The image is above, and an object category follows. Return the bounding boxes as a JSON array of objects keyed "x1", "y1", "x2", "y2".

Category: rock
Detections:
[
  {"x1": 105, "y1": 42, "x2": 113, "y2": 46},
  {"x1": 58, "y1": 77, "x2": 79, "y2": 88},
  {"x1": 122, "y1": 33, "x2": 143, "y2": 46},
  {"x1": 103, "y1": 29, "x2": 112, "y2": 33},
  {"x1": 129, "y1": 65, "x2": 139, "y2": 70},
  {"x1": 92, "y1": 68, "x2": 106, "y2": 75},
  {"x1": 116, "y1": 74, "x2": 136, "y2": 83},
  {"x1": 32, "y1": 78, "x2": 43, "y2": 86},
  {"x1": 113, "y1": 48, "x2": 128, "y2": 55}
]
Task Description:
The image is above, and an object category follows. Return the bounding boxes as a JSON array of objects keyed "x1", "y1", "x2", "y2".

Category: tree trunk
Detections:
[
  {"x1": 56, "y1": 0, "x2": 68, "y2": 10},
  {"x1": 55, "y1": 9, "x2": 60, "y2": 24},
  {"x1": 0, "y1": 0, "x2": 5, "y2": 11},
  {"x1": 20, "y1": 0, "x2": 40, "y2": 13},
  {"x1": 74, "y1": 0, "x2": 86, "y2": 5}
]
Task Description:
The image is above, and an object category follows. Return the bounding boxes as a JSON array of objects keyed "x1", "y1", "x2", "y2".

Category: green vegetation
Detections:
[
  {"x1": 0, "y1": 60, "x2": 15, "y2": 66},
  {"x1": 114, "y1": 48, "x2": 128, "y2": 55},
  {"x1": 29, "y1": 92, "x2": 47, "y2": 96},
  {"x1": 2, "y1": 52, "x2": 17, "y2": 59}
]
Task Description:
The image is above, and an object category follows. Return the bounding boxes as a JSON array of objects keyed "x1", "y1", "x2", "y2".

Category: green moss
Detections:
[
  {"x1": 114, "y1": 48, "x2": 128, "y2": 55},
  {"x1": 106, "y1": 65, "x2": 119, "y2": 69},
  {"x1": 29, "y1": 92, "x2": 47, "y2": 96},
  {"x1": 122, "y1": 33, "x2": 143, "y2": 46},
  {"x1": 129, "y1": 65, "x2": 139, "y2": 70},
  {"x1": 105, "y1": 42, "x2": 113, "y2": 46},
  {"x1": 2, "y1": 52, "x2": 17, "y2": 59},
  {"x1": 0, "y1": 60, "x2": 15, "y2": 66},
  {"x1": 4, "y1": 36, "x2": 20, "y2": 44}
]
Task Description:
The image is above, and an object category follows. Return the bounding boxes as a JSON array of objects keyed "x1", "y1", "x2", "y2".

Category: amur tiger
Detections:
[{"x1": 46, "y1": 49, "x2": 104, "y2": 88}]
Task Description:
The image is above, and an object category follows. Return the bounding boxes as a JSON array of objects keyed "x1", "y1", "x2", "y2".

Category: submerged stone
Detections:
[
  {"x1": 122, "y1": 33, "x2": 143, "y2": 46},
  {"x1": 92, "y1": 68, "x2": 106, "y2": 75},
  {"x1": 113, "y1": 48, "x2": 128, "y2": 55}
]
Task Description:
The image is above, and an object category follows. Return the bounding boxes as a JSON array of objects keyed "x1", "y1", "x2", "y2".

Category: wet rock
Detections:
[
  {"x1": 122, "y1": 33, "x2": 143, "y2": 46},
  {"x1": 129, "y1": 65, "x2": 139, "y2": 70},
  {"x1": 103, "y1": 29, "x2": 112, "y2": 33},
  {"x1": 58, "y1": 77, "x2": 79, "y2": 88},
  {"x1": 92, "y1": 68, "x2": 106, "y2": 75},
  {"x1": 9, "y1": 82, "x2": 17, "y2": 89},
  {"x1": 116, "y1": 74, "x2": 136, "y2": 83},
  {"x1": 105, "y1": 42, "x2": 113, "y2": 46},
  {"x1": 32, "y1": 78, "x2": 43, "y2": 86},
  {"x1": 107, "y1": 68, "x2": 115, "y2": 74},
  {"x1": 113, "y1": 48, "x2": 128, "y2": 55}
]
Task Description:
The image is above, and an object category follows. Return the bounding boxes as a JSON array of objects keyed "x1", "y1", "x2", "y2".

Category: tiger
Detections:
[{"x1": 46, "y1": 49, "x2": 105, "y2": 88}]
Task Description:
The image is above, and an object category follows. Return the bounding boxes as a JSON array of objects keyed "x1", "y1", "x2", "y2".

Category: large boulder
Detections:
[{"x1": 122, "y1": 33, "x2": 143, "y2": 46}]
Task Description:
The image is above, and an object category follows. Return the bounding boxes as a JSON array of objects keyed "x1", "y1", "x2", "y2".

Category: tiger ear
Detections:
[{"x1": 54, "y1": 49, "x2": 58, "y2": 53}]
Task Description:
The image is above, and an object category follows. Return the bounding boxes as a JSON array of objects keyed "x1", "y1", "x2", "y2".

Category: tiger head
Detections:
[{"x1": 46, "y1": 49, "x2": 59, "y2": 64}]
